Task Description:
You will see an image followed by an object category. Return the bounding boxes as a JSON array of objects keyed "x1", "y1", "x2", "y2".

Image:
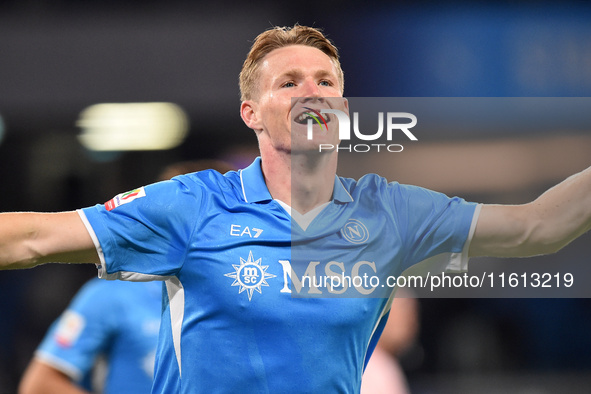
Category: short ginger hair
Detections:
[{"x1": 239, "y1": 25, "x2": 344, "y2": 101}]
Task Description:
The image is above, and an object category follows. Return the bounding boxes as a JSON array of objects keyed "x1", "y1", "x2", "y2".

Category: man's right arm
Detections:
[{"x1": 0, "y1": 211, "x2": 99, "y2": 270}]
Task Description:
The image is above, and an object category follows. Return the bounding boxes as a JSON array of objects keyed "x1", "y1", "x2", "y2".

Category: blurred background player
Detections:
[{"x1": 18, "y1": 159, "x2": 235, "y2": 394}]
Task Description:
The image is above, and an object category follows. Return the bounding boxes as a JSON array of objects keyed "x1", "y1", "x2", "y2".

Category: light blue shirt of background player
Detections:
[{"x1": 27, "y1": 279, "x2": 161, "y2": 393}]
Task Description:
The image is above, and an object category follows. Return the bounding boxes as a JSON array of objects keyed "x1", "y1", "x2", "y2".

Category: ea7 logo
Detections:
[{"x1": 230, "y1": 224, "x2": 263, "y2": 238}]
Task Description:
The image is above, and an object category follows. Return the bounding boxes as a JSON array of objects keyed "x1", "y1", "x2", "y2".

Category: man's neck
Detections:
[{"x1": 260, "y1": 147, "x2": 337, "y2": 215}]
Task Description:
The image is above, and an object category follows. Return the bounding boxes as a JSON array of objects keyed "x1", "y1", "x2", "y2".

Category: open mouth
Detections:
[{"x1": 293, "y1": 107, "x2": 331, "y2": 126}]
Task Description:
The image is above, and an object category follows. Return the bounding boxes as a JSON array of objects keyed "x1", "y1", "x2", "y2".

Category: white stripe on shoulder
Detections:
[{"x1": 239, "y1": 169, "x2": 248, "y2": 202}]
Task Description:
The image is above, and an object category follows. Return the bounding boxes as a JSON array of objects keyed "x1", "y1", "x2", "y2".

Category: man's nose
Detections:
[{"x1": 301, "y1": 79, "x2": 322, "y2": 99}]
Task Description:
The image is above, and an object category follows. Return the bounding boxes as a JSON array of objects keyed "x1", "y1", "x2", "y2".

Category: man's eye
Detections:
[
  {"x1": 319, "y1": 80, "x2": 332, "y2": 86},
  {"x1": 282, "y1": 82, "x2": 295, "y2": 88}
]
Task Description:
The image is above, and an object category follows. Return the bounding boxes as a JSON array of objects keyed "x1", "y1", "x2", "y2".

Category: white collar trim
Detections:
[{"x1": 275, "y1": 200, "x2": 330, "y2": 231}]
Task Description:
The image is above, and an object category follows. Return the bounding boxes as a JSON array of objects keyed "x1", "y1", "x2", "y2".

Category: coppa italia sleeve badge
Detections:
[{"x1": 105, "y1": 187, "x2": 146, "y2": 211}]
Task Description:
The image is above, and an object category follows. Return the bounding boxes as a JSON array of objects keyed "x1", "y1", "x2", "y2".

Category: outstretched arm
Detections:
[
  {"x1": 0, "y1": 211, "x2": 99, "y2": 270},
  {"x1": 469, "y1": 165, "x2": 591, "y2": 258}
]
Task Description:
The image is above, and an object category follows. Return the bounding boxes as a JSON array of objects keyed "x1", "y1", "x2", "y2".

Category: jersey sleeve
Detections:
[
  {"x1": 79, "y1": 177, "x2": 202, "y2": 281},
  {"x1": 34, "y1": 279, "x2": 116, "y2": 384},
  {"x1": 389, "y1": 183, "x2": 480, "y2": 274}
]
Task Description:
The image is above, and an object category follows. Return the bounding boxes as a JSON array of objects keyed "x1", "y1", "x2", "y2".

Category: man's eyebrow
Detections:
[
  {"x1": 276, "y1": 69, "x2": 337, "y2": 81},
  {"x1": 276, "y1": 69, "x2": 303, "y2": 80},
  {"x1": 315, "y1": 70, "x2": 336, "y2": 79}
]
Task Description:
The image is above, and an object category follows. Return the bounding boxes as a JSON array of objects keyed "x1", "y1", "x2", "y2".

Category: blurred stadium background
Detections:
[{"x1": 1, "y1": 1, "x2": 591, "y2": 393}]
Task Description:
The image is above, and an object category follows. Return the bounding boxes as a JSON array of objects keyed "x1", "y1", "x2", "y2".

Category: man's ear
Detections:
[
  {"x1": 338, "y1": 97, "x2": 350, "y2": 119},
  {"x1": 240, "y1": 101, "x2": 261, "y2": 131}
]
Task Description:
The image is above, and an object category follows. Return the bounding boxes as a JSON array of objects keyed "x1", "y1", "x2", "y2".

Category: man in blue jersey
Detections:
[
  {"x1": 1, "y1": 25, "x2": 591, "y2": 393},
  {"x1": 18, "y1": 280, "x2": 161, "y2": 394}
]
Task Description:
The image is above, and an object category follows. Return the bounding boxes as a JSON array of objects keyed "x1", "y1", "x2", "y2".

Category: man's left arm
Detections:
[{"x1": 469, "y1": 165, "x2": 591, "y2": 258}]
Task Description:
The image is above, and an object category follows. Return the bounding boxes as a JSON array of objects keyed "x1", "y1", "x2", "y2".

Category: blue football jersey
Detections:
[
  {"x1": 35, "y1": 279, "x2": 161, "y2": 393},
  {"x1": 79, "y1": 157, "x2": 478, "y2": 393}
]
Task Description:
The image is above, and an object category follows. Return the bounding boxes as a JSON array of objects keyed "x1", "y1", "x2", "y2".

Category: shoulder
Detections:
[
  {"x1": 113, "y1": 169, "x2": 241, "y2": 218},
  {"x1": 171, "y1": 168, "x2": 239, "y2": 187},
  {"x1": 164, "y1": 169, "x2": 242, "y2": 199},
  {"x1": 338, "y1": 173, "x2": 388, "y2": 193},
  {"x1": 339, "y1": 173, "x2": 470, "y2": 212},
  {"x1": 338, "y1": 173, "x2": 422, "y2": 199}
]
